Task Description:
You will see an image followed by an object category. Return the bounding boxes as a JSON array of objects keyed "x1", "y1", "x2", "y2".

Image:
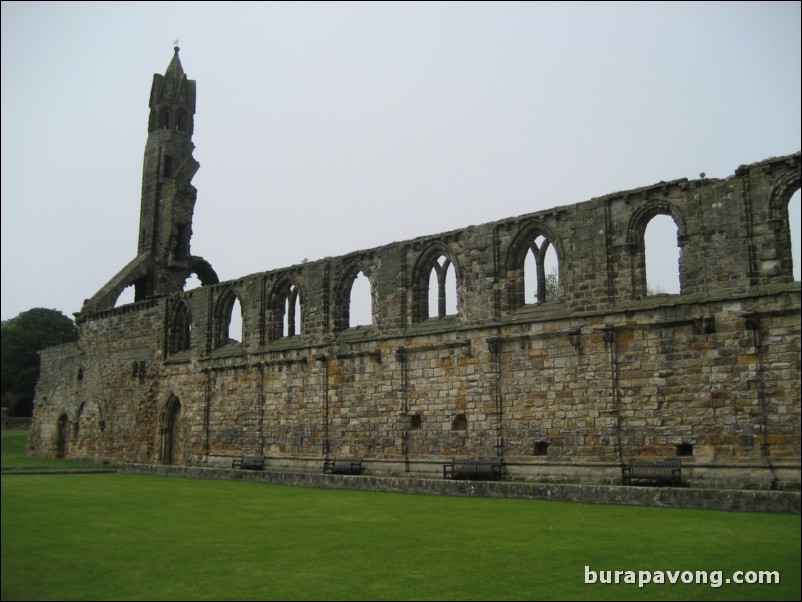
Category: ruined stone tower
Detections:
[
  {"x1": 28, "y1": 50, "x2": 801, "y2": 490},
  {"x1": 81, "y1": 47, "x2": 218, "y2": 313}
]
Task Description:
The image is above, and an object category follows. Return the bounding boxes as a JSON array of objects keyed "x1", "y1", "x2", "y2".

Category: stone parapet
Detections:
[{"x1": 122, "y1": 463, "x2": 801, "y2": 514}]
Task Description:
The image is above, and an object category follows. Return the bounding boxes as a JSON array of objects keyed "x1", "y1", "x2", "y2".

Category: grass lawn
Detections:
[
  {"x1": 1, "y1": 429, "x2": 106, "y2": 469},
  {"x1": 2, "y1": 432, "x2": 800, "y2": 601}
]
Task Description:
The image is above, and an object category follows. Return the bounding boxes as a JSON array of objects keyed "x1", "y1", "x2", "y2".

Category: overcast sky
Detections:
[{"x1": 2, "y1": 1, "x2": 800, "y2": 322}]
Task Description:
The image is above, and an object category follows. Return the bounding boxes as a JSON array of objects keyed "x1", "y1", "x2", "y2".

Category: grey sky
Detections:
[{"x1": 2, "y1": 1, "x2": 800, "y2": 321}]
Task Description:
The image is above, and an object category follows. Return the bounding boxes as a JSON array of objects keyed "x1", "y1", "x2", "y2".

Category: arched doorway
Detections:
[
  {"x1": 56, "y1": 414, "x2": 68, "y2": 458},
  {"x1": 160, "y1": 396, "x2": 185, "y2": 465}
]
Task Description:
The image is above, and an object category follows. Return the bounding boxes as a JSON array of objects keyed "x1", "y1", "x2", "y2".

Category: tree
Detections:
[
  {"x1": 544, "y1": 268, "x2": 560, "y2": 302},
  {"x1": 1, "y1": 308, "x2": 78, "y2": 397}
]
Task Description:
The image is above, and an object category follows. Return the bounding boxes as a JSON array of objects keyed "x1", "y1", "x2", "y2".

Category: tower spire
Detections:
[
  {"x1": 81, "y1": 48, "x2": 218, "y2": 314},
  {"x1": 165, "y1": 43, "x2": 185, "y2": 78}
]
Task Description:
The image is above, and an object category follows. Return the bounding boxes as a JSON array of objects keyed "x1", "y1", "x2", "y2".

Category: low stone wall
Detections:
[{"x1": 122, "y1": 463, "x2": 800, "y2": 515}]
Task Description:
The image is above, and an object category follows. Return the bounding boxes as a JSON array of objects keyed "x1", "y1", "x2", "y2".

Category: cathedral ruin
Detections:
[{"x1": 28, "y1": 48, "x2": 801, "y2": 489}]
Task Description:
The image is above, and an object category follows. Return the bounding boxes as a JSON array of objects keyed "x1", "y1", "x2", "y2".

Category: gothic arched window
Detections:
[
  {"x1": 506, "y1": 224, "x2": 562, "y2": 310},
  {"x1": 413, "y1": 245, "x2": 459, "y2": 322},
  {"x1": 167, "y1": 300, "x2": 191, "y2": 355},
  {"x1": 269, "y1": 278, "x2": 302, "y2": 340}
]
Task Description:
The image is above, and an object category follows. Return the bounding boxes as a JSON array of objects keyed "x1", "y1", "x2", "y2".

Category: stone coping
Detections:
[
  {"x1": 1, "y1": 467, "x2": 119, "y2": 475},
  {"x1": 122, "y1": 463, "x2": 800, "y2": 514}
]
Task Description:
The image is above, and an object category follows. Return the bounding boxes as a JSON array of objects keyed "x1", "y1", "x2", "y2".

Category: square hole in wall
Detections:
[
  {"x1": 451, "y1": 414, "x2": 467, "y2": 430},
  {"x1": 676, "y1": 443, "x2": 693, "y2": 457}
]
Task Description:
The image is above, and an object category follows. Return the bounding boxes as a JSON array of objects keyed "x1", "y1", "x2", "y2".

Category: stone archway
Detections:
[{"x1": 160, "y1": 396, "x2": 185, "y2": 465}]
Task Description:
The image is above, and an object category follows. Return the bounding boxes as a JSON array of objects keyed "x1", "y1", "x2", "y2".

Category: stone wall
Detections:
[
  {"x1": 122, "y1": 464, "x2": 802, "y2": 514},
  {"x1": 29, "y1": 152, "x2": 801, "y2": 489}
]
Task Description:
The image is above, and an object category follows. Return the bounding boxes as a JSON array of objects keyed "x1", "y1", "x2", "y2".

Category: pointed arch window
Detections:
[
  {"x1": 270, "y1": 279, "x2": 302, "y2": 340},
  {"x1": 283, "y1": 288, "x2": 300, "y2": 337},
  {"x1": 159, "y1": 395, "x2": 183, "y2": 465},
  {"x1": 337, "y1": 267, "x2": 373, "y2": 330},
  {"x1": 506, "y1": 226, "x2": 562, "y2": 310},
  {"x1": 167, "y1": 300, "x2": 191, "y2": 355},
  {"x1": 523, "y1": 235, "x2": 560, "y2": 304},
  {"x1": 213, "y1": 288, "x2": 243, "y2": 349},
  {"x1": 175, "y1": 110, "x2": 186, "y2": 132},
  {"x1": 428, "y1": 255, "x2": 457, "y2": 318},
  {"x1": 349, "y1": 271, "x2": 373, "y2": 327},
  {"x1": 160, "y1": 108, "x2": 171, "y2": 129},
  {"x1": 413, "y1": 247, "x2": 459, "y2": 322}
]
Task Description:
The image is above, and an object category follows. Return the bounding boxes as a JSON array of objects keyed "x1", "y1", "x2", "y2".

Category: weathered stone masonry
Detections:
[{"x1": 29, "y1": 49, "x2": 801, "y2": 489}]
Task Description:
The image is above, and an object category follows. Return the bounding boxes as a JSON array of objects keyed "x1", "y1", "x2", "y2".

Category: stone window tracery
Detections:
[
  {"x1": 413, "y1": 245, "x2": 459, "y2": 322},
  {"x1": 269, "y1": 278, "x2": 302, "y2": 340},
  {"x1": 506, "y1": 224, "x2": 562, "y2": 310}
]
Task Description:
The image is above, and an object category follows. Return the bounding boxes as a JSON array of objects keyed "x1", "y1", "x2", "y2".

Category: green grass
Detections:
[
  {"x1": 2, "y1": 431, "x2": 800, "y2": 601},
  {"x1": 1, "y1": 429, "x2": 105, "y2": 468}
]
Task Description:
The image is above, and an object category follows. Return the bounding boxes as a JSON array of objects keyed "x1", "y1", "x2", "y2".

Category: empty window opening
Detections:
[
  {"x1": 676, "y1": 443, "x2": 693, "y2": 457},
  {"x1": 428, "y1": 255, "x2": 457, "y2": 318},
  {"x1": 533, "y1": 441, "x2": 549, "y2": 456},
  {"x1": 163, "y1": 155, "x2": 173, "y2": 178},
  {"x1": 283, "y1": 285, "x2": 301, "y2": 337},
  {"x1": 444, "y1": 261, "x2": 457, "y2": 315},
  {"x1": 790, "y1": 189, "x2": 801, "y2": 281},
  {"x1": 410, "y1": 414, "x2": 422, "y2": 429},
  {"x1": 228, "y1": 298, "x2": 243, "y2": 344},
  {"x1": 173, "y1": 224, "x2": 187, "y2": 257},
  {"x1": 214, "y1": 291, "x2": 243, "y2": 348},
  {"x1": 175, "y1": 110, "x2": 185, "y2": 132},
  {"x1": 645, "y1": 214, "x2": 680, "y2": 295},
  {"x1": 183, "y1": 273, "x2": 203, "y2": 291},
  {"x1": 115, "y1": 284, "x2": 136, "y2": 307},
  {"x1": 160, "y1": 108, "x2": 170, "y2": 129},
  {"x1": 524, "y1": 235, "x2": 560, "y2": 303},
  {"x1": 349, "y1": 271, "x2": 372, "y2": 327},
  {"x1": 451, "y1": 413, "x2": 468, "y2": 431}
]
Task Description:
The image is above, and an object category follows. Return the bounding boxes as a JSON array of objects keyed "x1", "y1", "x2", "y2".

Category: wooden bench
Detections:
[
  {"x1": 443, "y1": 458, "x2": 504, "y2": 480},
  {"x1": 323, "y1": 457, "x2": 363, "y2": 475},
  {"x1": 232, "y1": 455, "x2": 265, "y2": 471},
  {"x1": 622, "y1": 458, "x2": 681, "y2": 486}
]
